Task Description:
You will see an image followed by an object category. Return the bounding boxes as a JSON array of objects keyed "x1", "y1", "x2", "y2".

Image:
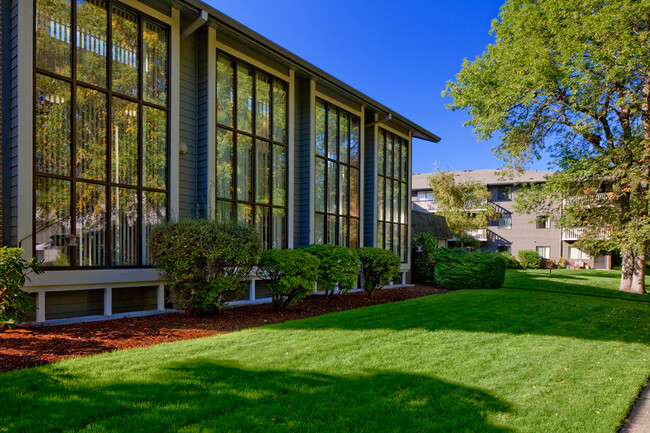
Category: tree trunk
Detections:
[
  {"x1": 620, "y1": 250, "x2": 635, "y2": 292},
  {"x1": 631, "y1": 250, "x2": 647, "y2": 294}
]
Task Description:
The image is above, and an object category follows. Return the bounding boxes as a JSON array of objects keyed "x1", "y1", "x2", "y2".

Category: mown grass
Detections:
[
  {"x1": 504, "y1": 268, "x2": 650, "y2": 301},
  {"x1": 2, "y1": 285, "x2": 650, "y2": 432}
]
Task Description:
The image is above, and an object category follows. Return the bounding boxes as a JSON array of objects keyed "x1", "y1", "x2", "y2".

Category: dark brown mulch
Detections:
[{"x1": 0, "y1": 285, "x2": 446, "y2": 374}]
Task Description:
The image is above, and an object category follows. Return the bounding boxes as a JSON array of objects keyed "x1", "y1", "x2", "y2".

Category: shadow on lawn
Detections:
[
  {"x1": 273, "y1": 288, "x2": 650, "y2": 344},
  {"x1": 2, "y1": 360, "x2": 514, "y2": 433}
]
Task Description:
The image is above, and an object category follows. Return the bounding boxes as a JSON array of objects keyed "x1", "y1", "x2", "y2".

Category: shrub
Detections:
[
  {"x1": 556, "y1": 257, "x2": 568, "y2": 268},
  {"x1": 499, "y1": 251, "x2": 522, "y2": 269},
  {"x1": 257, "y1": 249, "x2": 320, "y2": 311},
  {"x1": 0, "y1": 248, "x2": 43, "y2": 331},
  {"x1": 357, "y1": 247, "x2": 400, "y2": 297},
  {"x1": 434, "y1": 250, "x2": 507, "y2": 290},
  {"x1": 412, "y1": 233, "x2": 440, "y2": 283},
  {"x1": 540, "y1": 258, "x2": 555, "y2": 270},
  {"x1": 518, "y1": 250, "x2": 542, "y2": 269},
  {"x1": 302, "y1": 244, "x2": 360, "y2": 302},
  {"x1": 149, "y1": 219, "x2": 261, "y2": 315}
]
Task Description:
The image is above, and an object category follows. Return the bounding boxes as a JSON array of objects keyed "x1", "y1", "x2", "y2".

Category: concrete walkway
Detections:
[{"x1": 621, "y1": 381, "x2": 650, "y2": 433}]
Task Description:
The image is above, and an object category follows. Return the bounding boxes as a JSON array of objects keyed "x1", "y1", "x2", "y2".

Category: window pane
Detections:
[
  {"x1": 314, "y1": 213, "x2": 324, "y2": 244},
  {"x1": 237, "y1": 203, "x2": 252, "y2": 225},
  {"x1": 350, "y1": 219, "x2": 358, "y2": 250},
  {"x1": 327, "y1": 106, "x2": 338, "y2": 160},
  {"x1": 393, "y1": 224, "x2": 399, "y2": 255},
  {"x1": 377, "y1": 176, "x2": 384, "y2": 221},
  {"x1": 350, "y1": 168, "x2": 359, "y2": 218},
  {"x1": 143, "y1": 106, "x2": 167, "y2": 189},
  {"x1": 216, "y1": 200, "x2": 233, "y2": 223},
  {"x1": 339, "y1": 217, "x2": 348, "y2": 247},
  {"x1": 217, "y1": 55, "x2": 234, "y2": 127},
  {"x1": 340, "y1": 165, "x2": 349, "y2": 216},
  {"x1": 76, "y1": 182, "x2": 107, "y2": 267},
  {"x1": 350, "y1": 116, "x2": 360, "y2": 167},
  {"x1": 393, "y1": 139, "x2": 400, "y2": 180},
  {"x1": 393, "y1": 180, "x2": 400, "y2": 223},
  {"x1": 400, "y1": 182, "x2": 407, "y2": 224},
  {"x1": 271, "y1": 208, "x2": 286, "y2": 249},
  {"x1": 255, "y1": 140, "x2": 270, "y2": 204},
  {"x1": 256, "y1": 73, "x2": 271, "y2": 138},
  {"x1": 401, "y1": 225, "x2": 407, "y2": 262},
  {"x1": 143, "y1": 20, "x2": 168, "y2": 105},
  {"x1": 327, "y1": 215, "x2": 337, "y2": 245},
  {"x1": 272, "y1": 145, "x2": 286, "y2": 206},
  {"x1": 76, "y1": 87, "x2": 107, "y2": 181},
  {"x1": 339, "y1": 111, "x2": 349, "y2": 164},
  {"x1": 401, "y1": 139, "x2": 408, "y2": 182},
  {"x1": 236, "y1": 64, "x2": 253, "y2": 133},
  {"x1": 111, "y1": 187, "x2": 139, "y2": 266},
  {"x1": 315, "y1": 100, "x2": 326, "y2": 156},
  {"x1": 76, "y1": 0, "x2": 107, "y2": 87},
  {"x1": 315, "y1": 158, "x2": 325, "y2": 213},
  {"x1": 327, "y1": 161, "x2": 338, "y2": 214},
  {"x1": 35, "y1": 177, "x2": 71, "y2": 266},
  {"x1": 386, "y1": 134, "x2": 393, "y2": 178},
  {"x1": 272, "y1": 81, "x2": 287, "y2": 143},
  {"x1": 36, "y1": 0, "x2": 71, "y2": 76},
  {"x1": 236, "y1": 134, "x2": 252, "y2": 201},
  {"x1": 255, "y1": 206, "x2": 270, "y2": 250},
  {"x1": 111, "y1": 5, "x2": 139, "y2": 97},
  {"x1": 142, "y1": 191, "x2": 167, "y2": 265},
  {"x1": 112, "y1": 97, "x2": 139, "y2": 186},
  {"x1": 377, "y1": 131, "x2": 385, "y2": 175},
  {"x1": 216, "y1": 128, "x2": 233, "y2": 199},
  {"x1": 36, "y1": 74, "x2": 71, "y2": 176}
]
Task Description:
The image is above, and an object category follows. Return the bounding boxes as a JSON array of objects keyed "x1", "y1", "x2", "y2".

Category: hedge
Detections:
[{"x1": 433, "y1": 249, "x2": 508, "y2": 290}]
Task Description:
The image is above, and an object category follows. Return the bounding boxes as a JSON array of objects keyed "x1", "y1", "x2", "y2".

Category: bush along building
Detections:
[
  {"x1": 2, "y1": 0, "x2": 440, "y2": 322},
  {"x1": 411, "y1": 169, "x2": 612, "y2": 270}
]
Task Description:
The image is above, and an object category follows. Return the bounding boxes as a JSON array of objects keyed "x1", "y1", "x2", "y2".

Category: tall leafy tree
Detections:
[{"x1": 444, "y1": 0, "x2": 650, "y2": 293}]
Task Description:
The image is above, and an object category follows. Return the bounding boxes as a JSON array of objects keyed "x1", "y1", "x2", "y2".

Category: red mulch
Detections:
[{"x1": 0, "y1": 285, "x2": 446, "y2": 374}]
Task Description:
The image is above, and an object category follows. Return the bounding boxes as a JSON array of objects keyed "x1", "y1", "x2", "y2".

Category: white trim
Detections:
[
  {"x1": 378, "y1": 123, "x2": 410, "y2": 141},
  {"x1": 372, "y1": 116, "x2": 379, "y2": 247},
  {"x1": 206, "y1": 27, "x2": 217, "y2": 219},
  {"x1": 308, "y1": 80, "x2": 316, "y2": 244},
  {"x1": 169, "y1": 8, "x2": 181, "y2": 220},
  {"x1": 358, "y1": 107, "x2": 365, "y2": 247},
  {"x1": 214, "y1": 40, "x2": 290, "y2": 82},
  {"x1": 23, "y1": 268, "x2": 161, "y2": 288},
  {"x1": 104, "y1": 288, "x2": 112, "y2": 316},
  {"x1": 314, "y1": 90, "x2": 363, "y2": 117},
  {"x1": 121, "y1": 0, "x2": 173, "y2": 24},
  {"x1": 17, "y1": 0, "x2": 34, "y2": 257},
  {"x1": 287, "y1": 69, "x2": 296, "y2": 248},
  {"x1": 157, "y1": 285, "x2": 165, "y2": 310},
  {"x1": 406, "y1": 131, "x2": 412, "y2": 269}
]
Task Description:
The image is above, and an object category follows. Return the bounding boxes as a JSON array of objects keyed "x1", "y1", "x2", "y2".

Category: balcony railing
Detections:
[
  {"x1": 562, "y1": 192, "x2": 612, "y2": 207},
  {"x1": 562, "y1": 227, "x2": 612, "y2": 241},
  {"x1": 411, "y1": 199, "x2": 488, "y2": 213},
  {"x1": 466, "y1": 228, "x2": 488, "y2": 241}
]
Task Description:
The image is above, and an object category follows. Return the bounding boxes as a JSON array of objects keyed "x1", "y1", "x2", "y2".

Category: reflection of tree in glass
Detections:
[
  {"x1": 76, "y1": 0, "x2": 107, "y2": 88},
  {"x1": 76, "y1": 87, "x2": 106, "y2": 181},
  {"x1": 143, "y1": 20, "x2": 168, "y2": 105},
  {"x1": 36, "y1": 75, "x2": 71, "y2": 176},
  {"x1": 216, "y1": 128, "x2": 233, "y2": 199},
  {"x1": 112, "y1": 97, "x2": 139, "y2": 186},
  {"x1": 112, "y1": 5, "x2": 138, "y2": 97},
  {"x1": 36, "y1": 0, "x2": 71, "y2": 77},
  {"x1": 143, "y1": 106, "x2": 167, "y2": 189}
]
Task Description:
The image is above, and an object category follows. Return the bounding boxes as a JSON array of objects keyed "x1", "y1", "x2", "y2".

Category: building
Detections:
[
  {"x1": 412, "y1": 169, "x2": 612, "y2": 269},
  {"x1": 2, "y1": 0, "x2": 440, "y2": 322},
  {"x1": 411, "y1": 205, "x2": 450, "y2": 248}
]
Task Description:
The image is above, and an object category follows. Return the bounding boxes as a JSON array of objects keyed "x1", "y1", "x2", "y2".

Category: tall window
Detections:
[
  {"x1": 497, "y1": 186, "x2": 512, "y2": 200},
  {"x1": 314, "y1": 99, "x2": 360, "y2": 248},
  {"x1": 34, "y1": 0, "x2": 169, "y2": 267},
  {"x1": 215, "y1": 53, "x2": 288, "y2": 250},
  {"x1": 536, "y1": 215, "x2": 550, "y2": 229},
  {"x1": 536, "y1": 246, "x2": 550, "y2": 259},
  {"x1": 377, "y1": 129, "x2": 409, "y2": 262},
  {"x1": 498, "y1": 216, "x2": 512, "y2": 229}
]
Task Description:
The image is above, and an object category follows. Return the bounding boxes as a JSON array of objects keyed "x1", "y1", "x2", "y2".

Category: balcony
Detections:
[
  {"x1": 412, "y1": 199, "x2": 438, "y2": 212},
  {"x1": 562, "y1": 227, "x2": 611, "y2": 241},
  {"x1": 466, "y1": 228, "x2": 488, "y2": 241},
  {"x1": 562, "y1": 192, "x2": 612, "y2": 207}
]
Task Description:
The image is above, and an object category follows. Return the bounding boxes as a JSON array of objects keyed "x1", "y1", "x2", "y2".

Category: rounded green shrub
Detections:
[
  {"x1": 499, "y1": 251, "x2": 522, "y2": 269},
  {"x1": 149, "y1": 219, "x2": 262, "y2": 315},
  {"x1": 518, "y1": 249, "x2": 542, "y2": 269},
  {"x1": 433, "y1": 250, "x2": 508, "y2": 290},
  {"x1": 357, "y1": 247, "x2": 401, "y2": 297},
  {"x1": 302, "y1": 244, "x2": 360, "y2": 302},
  {"x1": 412, "y1": 233, "x2": 440, "y2": 283},
  {"x1": 257, "y1": 249, "x2": 320, "y2": 311},
  {"x1": 0, "y1": 247, "x2": 43, "y2": 331}
]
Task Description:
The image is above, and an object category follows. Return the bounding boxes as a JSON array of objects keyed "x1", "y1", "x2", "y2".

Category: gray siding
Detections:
[
  {"x1": 6, "y1": 0, "x2": 18, "y2": 246},
  {"x1": 293, "y1": 77, "x2": 311, "y2": 248},
  {"x1": 363, "y1": 119, "x2": 376, "y2": 247},
  {"x1": 179, "y1": 33, "x2": 198, "y2": 217},
  {"x1": 195, "y1": 28, "x2": 209, "y2": 217}
]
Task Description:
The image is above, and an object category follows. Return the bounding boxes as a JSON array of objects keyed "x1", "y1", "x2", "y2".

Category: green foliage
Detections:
[
  {"x1": 258, "y1": 249, "x2": 320, "y2": 311},
  {"x1": 556, "y1": 257, "x2": 568, "y2": 269},
  {"x1": 302, "y1": 244, "x2": 360, "y2": 302},
  {"x1": 0, "y1": 248, "x2": 43, "y2": 331},
  {"x1": 149, "y1": 219, "x2": 261, "y2": 315},
  {"x1": 427, "y1": 169, "x2": 499, "y2": 239},
  {"x1": 499, "y1": 251, "x2": 521, "y2": 269},
  {"x1": 412, "y1": 233, "x2": 443, "y2": 283},
  {"x1": 444, "y1": 0, "x2": 650, "y2": 292},
  {"x1": 357, "y1": 247, "x2": 401, "y2": 297},
  {"x1": 434, "y1": 250, "x2": 507, "y2": 290},
  {"x1": 518, "y1": 250, "x2": 542, "y2": 270}
]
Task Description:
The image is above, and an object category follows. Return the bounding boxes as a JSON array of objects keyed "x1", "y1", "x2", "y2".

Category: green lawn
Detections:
[
  {"x1": 504, "y1": 268, "x2": 650, "y2": 301},
  {"x1": 2, "y1": 283, "x2": 650, "y2": 432}
]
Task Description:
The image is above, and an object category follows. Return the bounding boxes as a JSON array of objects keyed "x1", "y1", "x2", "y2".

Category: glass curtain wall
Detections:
[
  {"x1": 215, "y1": 52, "x2": 288, "y2": 250},
  {"x1": 376, "y1": 128, "x2": 409, "y2": 262},
  {"x1": 34, "y1": 0, "x2": 169, "y2": 267},
  {"x1": 314, "y1": 99, "x2": 360, "y2": 248}
]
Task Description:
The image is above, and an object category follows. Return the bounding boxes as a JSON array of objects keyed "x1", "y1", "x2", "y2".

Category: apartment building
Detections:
[
  {"x1": 1, "y1": 0, "x2": 440, "y2": 322},
  {"x1": 412, "y1": 169, "x2": 612, "y2": 269}
]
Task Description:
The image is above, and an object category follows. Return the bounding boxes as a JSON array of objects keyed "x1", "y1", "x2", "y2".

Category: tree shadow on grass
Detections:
[{"x1": 2, "y1": 360, "x2": 514, "y2": 433}]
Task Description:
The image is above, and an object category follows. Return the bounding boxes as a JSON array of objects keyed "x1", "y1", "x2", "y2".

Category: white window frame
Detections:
[
  {"x1": 536, "y1": 246, "x2": 550, "y2": 259},
  {"x1": 498, "y1": 216, "x2": 512, "y2": 229},
  {"x1": 569, "y1": 247, "x2": 590, "y2": 260}
]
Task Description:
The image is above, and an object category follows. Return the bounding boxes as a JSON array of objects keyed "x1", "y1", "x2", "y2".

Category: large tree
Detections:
[{"x1": 444, "y1": 0, "x2": 650, "y2": 294}]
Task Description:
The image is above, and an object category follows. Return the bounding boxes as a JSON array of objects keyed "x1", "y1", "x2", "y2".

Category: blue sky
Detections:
[{"x1": 204, "y1": 0, "x2": 552, "y2": 174}]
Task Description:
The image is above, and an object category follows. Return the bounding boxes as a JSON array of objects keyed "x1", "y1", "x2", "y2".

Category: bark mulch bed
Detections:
[{"x1": 0, "y1": 285, "x2": 446, "y2": 374}]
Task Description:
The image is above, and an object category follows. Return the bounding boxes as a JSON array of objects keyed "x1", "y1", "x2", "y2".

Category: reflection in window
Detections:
[
  {"x1": 314, "y1": 99, "x2": 360, "y2": 248},
  {"x1": 34, "y1": 0, "x2": 169, "y2": 267},
  {"x1": 216, "y1": 53, "x2": 288, "y2": 249},
  {"x1": 377, "y1": 129, "x2": 409, "y2": 262}
]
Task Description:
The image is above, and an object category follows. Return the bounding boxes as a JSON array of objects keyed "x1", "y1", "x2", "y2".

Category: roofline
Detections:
[{"x1": 178, "y1": 0, "x2": 441, "y2": 143}]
